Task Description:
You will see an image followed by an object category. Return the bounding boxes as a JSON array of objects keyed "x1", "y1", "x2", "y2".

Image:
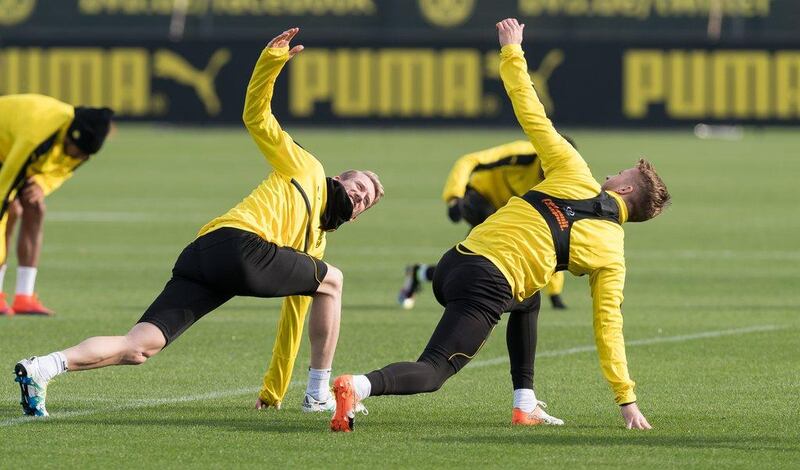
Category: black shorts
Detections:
[
  {"x1": 138, "y1": 228, "x2": 328, "y2": 345},
  {"x1": 432, "y1": 244, "x2": 514, "y2": 318}
]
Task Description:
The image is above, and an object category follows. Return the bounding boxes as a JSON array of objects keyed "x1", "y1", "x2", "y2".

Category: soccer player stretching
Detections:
[
  {"x1": 0, "y1": 95, "x2": 113, "y2": 316},
  {"x1": 14, "y1": 28, "x2": 384, "y2": 417},
  {"x1": 399, "y1": 138, "x2": 577, "y2": 311},
  {"x1": 331, "y1": 19, "x2": 670, "y2": 432}
]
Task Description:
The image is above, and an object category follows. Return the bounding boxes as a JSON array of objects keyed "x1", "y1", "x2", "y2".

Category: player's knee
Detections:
[
  {"x1": 419, "y1": 359, "x2": 452, "y2": 392},
  {"x1": 122, "y1": 337, "x2": 161, "y2": 365},
  {"x1": 319, "y1": 265, "x2": 343, "y2": 295},
  {"x1": 21, "y1": 199, "x2": 46, "y2": 217},
  {"x1": 9, "y1": 200, "x2": 22, "y2": 219}
]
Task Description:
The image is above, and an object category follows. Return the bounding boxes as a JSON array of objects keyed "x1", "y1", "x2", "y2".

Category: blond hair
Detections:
[
  {"x1": 629, "y1": 158, "x2": 671, "y2": 222},
  {"x1": 339, "y1": 170, "x2": 385, "y2": 208}
]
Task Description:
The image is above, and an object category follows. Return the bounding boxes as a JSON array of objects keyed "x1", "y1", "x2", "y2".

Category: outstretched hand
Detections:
[
  {"x1": 496, "y1": 18, "x2": 525, "y2": 47},
  {"x1": 620, "y1": 402, "x2": 652, "y2": 430},
  {"x1": 255, "y1": 395, "x2": 282, "y2": 410},
  {"x1": 267, "y1": 27, "x2": 304, "y2": 59}
]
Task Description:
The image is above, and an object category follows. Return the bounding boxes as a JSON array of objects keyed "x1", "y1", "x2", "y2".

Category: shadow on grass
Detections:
[{"x1": 422, "y1": 434, "x2": 800, "y2": 452}]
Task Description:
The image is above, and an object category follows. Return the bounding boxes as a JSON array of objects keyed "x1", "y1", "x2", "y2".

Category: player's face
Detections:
[
  {"x1": 63, "y1": 138, "x2": 90, "y2": 160},
  {"x1": 601, "y1": 167, "x2": 639, "y2": 193},
  {"x1": 336, "y1": 171, "x2": 376, "y2": 219}
]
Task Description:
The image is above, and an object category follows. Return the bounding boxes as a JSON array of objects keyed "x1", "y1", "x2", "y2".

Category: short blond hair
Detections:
[
  {"x1": 629, "y1": 158, "x2": 671, "y2": 222},
  {"x1": 339, "y1": 169, "x2": 384, "y2": 208}
]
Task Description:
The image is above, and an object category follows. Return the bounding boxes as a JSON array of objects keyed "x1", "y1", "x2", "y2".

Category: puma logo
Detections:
[
  {"x1": 487, "y1": 48, "x2": 564, "y2": 113},
  {"x1": 529, "y1": 49, "x2": 564, "y2": 114},
  {"x1": 154, "y1": 49, "x2": 231, "y2": 115}
]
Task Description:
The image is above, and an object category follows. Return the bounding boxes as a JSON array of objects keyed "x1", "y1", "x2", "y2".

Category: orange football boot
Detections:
[
  {"x1": 512, "y1": 402, "x2": 565, "y2": 426},
  {"x1": 0, "y1": 293, "x2": 14, "y2": 316},
  {"x1": 11, "y1": 294, "x2": 55, "y2": 316},
  {"x1": 330, "y1": 375, "x2": 359, "y2": 432}
]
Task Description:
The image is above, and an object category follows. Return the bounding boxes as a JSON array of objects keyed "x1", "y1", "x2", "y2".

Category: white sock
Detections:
[
  {"x1": 0, "y1": 264, "x2": 6, "y2": 291},
  {"x1": 352, "y1": 375, "x2": 371, "y2": 401},
  {"x1": 306, "y1": 368, "x2": 331, "y2": 401},
  {"x1": 513, "y1": 388, "x2": 538, "y2": 413},
  {"x1": 416, "y1": 264, "x2": 429, "y2": 283},
  {"x1": 16, "y1": 266, "x2": 38, "y2": 296},
  {"x1": 36, "y1": 351, "x2": 68, "y2": 383}
]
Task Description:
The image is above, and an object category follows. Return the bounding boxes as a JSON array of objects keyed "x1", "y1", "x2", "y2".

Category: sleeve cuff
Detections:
[
  {"x1": 500, "y1": 44, "x2": 524, "y2": 57},
  {"x1": 264, "y1": 46, "x2": 290, "y2": 59},
  {"x1": 616, "y1": 391, "x2": 637, "y2": 405}
]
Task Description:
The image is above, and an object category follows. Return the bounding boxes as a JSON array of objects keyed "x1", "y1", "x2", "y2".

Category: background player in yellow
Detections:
[
  {"x1": 331, "y1": 18, "x2": 670, "y2": 432},
  {"x1": 0, "y1": 94, "x2": 113, "y2": 316},
  {"x1": 14, "y1": 28, "x2": 384, "y2": 417},
  {"x1": 398, "y1": 138, "x2": 573, "y2": 310}
]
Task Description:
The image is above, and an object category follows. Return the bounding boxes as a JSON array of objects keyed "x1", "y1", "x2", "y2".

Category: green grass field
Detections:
[{"x1": 0, "y1": 126, "x2": 798, "y2": 468}]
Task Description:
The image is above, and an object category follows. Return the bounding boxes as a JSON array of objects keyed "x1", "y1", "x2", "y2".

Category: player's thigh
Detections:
[
  {"x1": 508, "y1": 291, "x2": 541, "y2": 315},
  {"x1": 240, "y1": 243, "x2": 328, "y2": 298},
  {"x1": 421, "y1": 298, "x2": 503, "y2": 373},
  {"x1": 137, "y1": 275, "x2": 232, "y2": 346}
]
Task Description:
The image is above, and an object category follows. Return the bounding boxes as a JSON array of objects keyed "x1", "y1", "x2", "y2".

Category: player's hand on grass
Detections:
[
  {"x1": 620, "y1": 402, "x2": 652, "y2": 430},
  {"x1": 496, "y1": 18, "x2": 525, "y2": 47},
  {"x1": 447, "y1": 198, "x2": 463, "y2": 223},
  {"x1": 254, "y1": 395, "x2": 281, "y2": 410},
  {"x1": 267, "y1": 27, "x2": 304, "y2": 59}
]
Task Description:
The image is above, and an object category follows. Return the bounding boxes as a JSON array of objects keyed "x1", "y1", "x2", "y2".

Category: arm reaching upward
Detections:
[
  {"x1": 496, "y1": 19, "x2": 586, "y2": 179},
  {"x1": 243, "y1": 28, "x2": 313, "y2": 177}
]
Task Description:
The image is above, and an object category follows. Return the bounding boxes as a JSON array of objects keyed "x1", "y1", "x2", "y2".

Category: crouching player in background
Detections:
[
  {"x1": 331, "y1": 19, "x2": 670, "y2": 432},
  {"x1": 399, "y1": 138, "x2": 575, "y2": 311},
  {"x1": 0, "y1": 95, "x2": 113, "y2": 316},
  {"x1": 14, "y1": 28, "x2": 384, "y2": 417}
]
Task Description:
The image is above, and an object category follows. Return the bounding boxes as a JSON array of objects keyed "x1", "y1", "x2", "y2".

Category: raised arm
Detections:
[
  {"x1": 589, "y1": 262, "x2": 652, "y2": 430},
  {"x1": 441, "y1": 140, "x2": 534, "y2": 203},
  {"x1": 256, "y1": 295, "x2": 312, "y2": 409},
  {"x1": 496, "y1": 18, "x2": 586, "y2": 179},
  {"x1": 243, "y1": 28, "x2": 315, "y2": 177}
]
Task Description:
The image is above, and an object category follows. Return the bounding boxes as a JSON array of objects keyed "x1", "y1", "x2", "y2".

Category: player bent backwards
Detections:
[
  {"x1": 14, "y1": 28, "x2": 384, "y2": 417},
  {"x1": 331, "y1": 19, "x2": 670, "y2": 432},
  {"x1": 399, "y1": 137, "x2": 577, "y2": 311},
  {"x1": 398, "y1": 138, "x2": 582, "y2": 426}
]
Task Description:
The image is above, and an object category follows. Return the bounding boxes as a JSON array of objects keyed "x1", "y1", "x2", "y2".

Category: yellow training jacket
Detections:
[
  {"x1": 441, "y1": 140, "x2": 542, "y2": 209},
  {"x1": 462, "y1": 45, "x2": 635, "y2": 405},
  {"x1": 441, "y1": 140, "x2": 564, "y2": 296},
  {"x1": 197, "y1": 46, "x2": 328, "y2": 407},
  {"x1": 0, "y1": 94, "x2": 77, "y2": 262}
]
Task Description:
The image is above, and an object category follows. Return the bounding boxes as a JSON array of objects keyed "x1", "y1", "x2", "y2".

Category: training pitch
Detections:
[{"x1": 0, "y1": 126, "x2": 798, "y2": 468}]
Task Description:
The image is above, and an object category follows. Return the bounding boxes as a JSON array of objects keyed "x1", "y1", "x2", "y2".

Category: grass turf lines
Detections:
[{"x1": 0, "y1": 126, "x2": 798, "y2": 468}]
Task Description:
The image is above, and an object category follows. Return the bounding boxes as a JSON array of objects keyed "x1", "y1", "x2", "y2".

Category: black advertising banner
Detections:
[
  {"x1": 0, "y1": 0, "x2": 796, "y2": 42},
  {"x1": 2, "y1": 40, "x2": 799, "y2": 126}
]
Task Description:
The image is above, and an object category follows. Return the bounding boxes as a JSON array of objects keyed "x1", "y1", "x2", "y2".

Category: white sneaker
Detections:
[
  {"x1": 301, "y1": 393, "x2": 336, "y2": 413},
  {"x1": 531, "y1": 401, "x2": 564, "y2": 426},
  {"x1": 301, "y1": 392, "x2": 369, "y2": 415},
  {"x1": 14, "y1": 358, "x2": 49, "y2": 417}
]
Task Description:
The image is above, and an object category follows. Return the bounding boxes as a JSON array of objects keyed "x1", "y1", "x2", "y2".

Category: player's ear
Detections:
[{"x1": 616, "y1": 185, "x2": 634, "y2": 195}]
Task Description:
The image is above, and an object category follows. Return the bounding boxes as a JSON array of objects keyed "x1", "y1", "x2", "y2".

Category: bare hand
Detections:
[
  {"x1": 254, "y1": 395, "x2": 281, "y2": 410},
  {"x1": 620, "y1": 403, "x2": 652, "y2": 430},
  {"x1": 267, "y1": 27, "x2": 304, "y2": 59},
  {"x1": 496, "y1": 18, "x2": 525, "y2": 47},
  {"x1": 21, "y1": 179, "x2": 45, "y2": 206}
]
